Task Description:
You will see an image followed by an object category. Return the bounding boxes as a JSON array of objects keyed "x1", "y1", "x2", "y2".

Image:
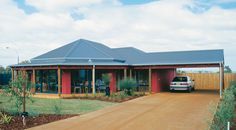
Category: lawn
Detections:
[{"x1": 0, "y1": 94, "x2": 116, "y2": 115}]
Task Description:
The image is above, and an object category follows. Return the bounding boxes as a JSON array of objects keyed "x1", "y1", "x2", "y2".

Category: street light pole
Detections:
[{"x1": 6, "y1": 47, "x2": 19, "y2": 64}]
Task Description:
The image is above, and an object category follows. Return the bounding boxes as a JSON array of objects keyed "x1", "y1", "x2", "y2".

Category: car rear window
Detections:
[{"x1": 172, "y1": 77, "x2": 187, "y2": 82}]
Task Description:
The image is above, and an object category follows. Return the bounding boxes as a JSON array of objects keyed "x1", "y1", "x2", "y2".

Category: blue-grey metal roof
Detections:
[
  {"x1": 30, "y1": 39, "x2": 126, "y2": 66},
  {"x1": 13, "y1": 39, "x2": 224, "y2": 67},
  {"x1": 134, "y1": 49, "x2": 224, "y2": 66}
]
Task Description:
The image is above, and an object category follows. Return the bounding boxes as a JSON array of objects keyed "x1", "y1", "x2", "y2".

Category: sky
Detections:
[{"x1": 0, "y1": 0, "x2": 236, "y2": 71}]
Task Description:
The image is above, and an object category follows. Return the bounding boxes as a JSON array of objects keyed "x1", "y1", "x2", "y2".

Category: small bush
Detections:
[
  {"x1": 229, "y1": 81, "x2": 236, "y2": 96},
  {"x1": 118, "y1": 91, "x2": 128, "y2": 99},
  {"x1": 210, "y1": 84, "x2": 236, "y2": 130},
  {"x1": 0, "y1": 112, "x2": 12, "y2": 124},
  {"x1": 119, "y1": 78, "x2": 137, "y2": 96}
]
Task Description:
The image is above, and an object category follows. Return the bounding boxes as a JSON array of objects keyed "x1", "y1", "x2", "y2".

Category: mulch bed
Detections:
[
  {"x1": 0, "y1": 114, "x2": 78, "y2": 130},
  {"x1": 63, "y1": 95, "x2": 145, "y2": 103}
]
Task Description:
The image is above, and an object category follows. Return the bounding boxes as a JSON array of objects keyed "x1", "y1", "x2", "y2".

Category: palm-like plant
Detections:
[{"x1": 119, "y1": 78, "x2": 137, "y2": 96}]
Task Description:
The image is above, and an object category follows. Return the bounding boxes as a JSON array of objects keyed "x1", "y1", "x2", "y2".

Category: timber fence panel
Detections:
[{"x1": 177, "y1": 73, "x2": 236, "y2": 90}]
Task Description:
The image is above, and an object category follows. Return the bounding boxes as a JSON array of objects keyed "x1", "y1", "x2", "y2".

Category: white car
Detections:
[{"x1": 170, "y1": 76, "x2": 195, "y2": 92}]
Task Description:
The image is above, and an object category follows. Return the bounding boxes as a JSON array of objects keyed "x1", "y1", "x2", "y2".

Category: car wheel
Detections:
[
  {"x1": 192, "y1": 87, "x2": 195, "y2": 91},
  {"x1": 188, "y1": 87, "x2": 192, "y2": 93}
]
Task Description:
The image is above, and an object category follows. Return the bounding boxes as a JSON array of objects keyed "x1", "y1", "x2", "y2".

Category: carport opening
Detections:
[
  {"x1": 176, "y1": 68, "x2": 220, "y2": 91},
  {"x1": 151, "y1": 65, "x2": 224, "y2": 97}
]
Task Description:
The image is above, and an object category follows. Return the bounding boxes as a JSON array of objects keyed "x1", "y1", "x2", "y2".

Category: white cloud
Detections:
[{"x1": 0, "y1": 0, "x2": 236, "y2": 70}]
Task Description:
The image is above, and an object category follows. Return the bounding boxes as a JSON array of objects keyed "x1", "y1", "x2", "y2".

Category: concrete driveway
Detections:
[{"x1": 28, "y1": 90, "x2": 219, "y2": 130}]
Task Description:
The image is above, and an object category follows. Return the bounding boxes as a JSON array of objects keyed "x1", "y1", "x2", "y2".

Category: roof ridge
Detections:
[
  {"x1": 112, "y1": 46, "x2": 146, "y2": 53},
  {"x1": 64, "y1": 41, "x2": 78, "y2": 58},
  {"x1": 86, "y1": 41, "x2": 115, "y2": 59}
]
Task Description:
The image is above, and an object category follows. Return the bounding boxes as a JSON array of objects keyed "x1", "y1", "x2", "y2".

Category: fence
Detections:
[{"x1": 177, "y1": 73, "x2": 236, "y2": 90}]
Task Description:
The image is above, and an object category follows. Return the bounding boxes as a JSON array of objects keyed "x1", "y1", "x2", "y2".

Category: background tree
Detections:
[
  {"x1": 224, "y1": 66, "x2": 232, "y2": 73},
  {"x1": 0, "y1": 66, "x2": 4, "y2": 73},
  {"x1": 0, "y1": 66, "x2": 11, "y2": 73},
  {"x1": 19, "y1": 60, "x2": 30, "y2": 64},
  {"x1": 5, "y1": 66, "x2": 11, "y2": 73},
  {"x1": 177, "y1": 70, "x2": 186, "y2": 74}
]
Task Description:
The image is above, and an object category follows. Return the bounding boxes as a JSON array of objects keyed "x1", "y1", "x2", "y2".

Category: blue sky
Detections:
[
  {"x1": 0, "y1": 0, "x2": 236, "y2": 71},
  {"x1": 13, "y1": 0, "x2": 37, "y2": 14},
  {"x1": 14, "y1": 0, "x2": 236, "y2": 14}
]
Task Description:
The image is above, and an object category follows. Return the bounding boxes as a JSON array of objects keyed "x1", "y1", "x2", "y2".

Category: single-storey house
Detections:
[{"x1": 11, "y1": 39, "x2": 225, "y2": 97}]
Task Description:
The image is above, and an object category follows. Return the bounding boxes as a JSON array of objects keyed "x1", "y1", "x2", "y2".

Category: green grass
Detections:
[{"x1": 0, "y1": 94, "x2": 116, "y2": 115}]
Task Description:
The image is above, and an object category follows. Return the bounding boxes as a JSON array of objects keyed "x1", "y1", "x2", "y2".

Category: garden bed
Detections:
[
  {"x1": 0, "y1": 112, "x2": 78, "y2": 130},
  {"x1": 62, "y1": 92, "x2": 146, "y2": 103},
  {"x1": 209, "y1": 83, "x2": 236, "y2": 130}
]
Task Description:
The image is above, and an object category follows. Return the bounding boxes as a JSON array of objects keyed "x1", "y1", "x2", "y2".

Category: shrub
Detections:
[
  {"x1": 229, "y1": 81, "x2": 236, "y2": 96},
  {"x1": 0, "y1": 112, "x2": 12, "y2": 124},
  {"x1": 210, "y1": 84, "x2": 236, "y2": 130},
  {"x1": 118, "y1": 91, "x2": 128, "y2": 99},
  {"x1": 119, "y1": 78, "x2": 137, "y2": 96}
]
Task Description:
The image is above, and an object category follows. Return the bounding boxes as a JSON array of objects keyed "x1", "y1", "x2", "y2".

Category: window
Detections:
[{"x1": 172, "y1": 77, "x2": 188, "y2": 82}]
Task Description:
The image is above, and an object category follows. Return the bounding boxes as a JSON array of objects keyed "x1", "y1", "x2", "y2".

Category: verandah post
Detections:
[
  {"x1": 124, "y1": 68, "x2": 127, "y2": 79},
  {"x1": 149, "y1": 68, "x2": 152, "y2": 93},
  {"x1": 11, "y1": 68, "x2": 14, "y2": 81},
  {"x1": 92, "y1": 65, "x2": 96, "y2": 94},
  {"x1": 58, "y1": 67, "x2": 61, "y2": 96}
]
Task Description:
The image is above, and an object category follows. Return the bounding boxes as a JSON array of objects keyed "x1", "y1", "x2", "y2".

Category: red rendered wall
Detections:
[
  {"x1": 151, "y1": 70, "x2": 158, "y2": 93},
  {"x1": 62, "y1": 71, "x2": 71, "y2": 94},
  {"x1": 109, "y1": 72, "x2": 117, "y2": 93},
  {"x1": 152, "y1": 69, "x2": 176, "y2": 93}
]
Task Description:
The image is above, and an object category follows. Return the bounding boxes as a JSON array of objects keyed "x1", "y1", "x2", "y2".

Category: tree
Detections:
[
  {"x1": 177, "y1": 70, "x2": 186, "y2": 74},
  {"x1": 224, "y1": 66, "x2": 232, "y2": 73},
  {"x1": 0, "y1": 66, "x2": 4, "y2": 73},
  {"x1": 5, "y1": 66, "x2": 11, "y2": 73},
  {"x1": 19, "y1": 60, "x2": 30, "y2": 64},
  {"x1": 0, "y1": 66, "x2": 11, "y2": 73},
  {"x1": 3, "y1": 71, "x2": 34, "y2": 114}
]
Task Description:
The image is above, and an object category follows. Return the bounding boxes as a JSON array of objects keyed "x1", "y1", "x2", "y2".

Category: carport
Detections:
[{"x1": 132, "y1": 49, "x2": 224, "y2": 98}]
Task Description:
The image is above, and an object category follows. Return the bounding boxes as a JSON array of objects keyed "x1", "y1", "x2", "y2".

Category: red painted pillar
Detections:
[
  {"x1": 109, "y1": 72, "x2": 116, "y2": 93},
  {"x1": 62, "y1": 70, "x2": 71, "y2": 94},
  {"x1": 151, "y1": 70, "x2": 159, "y2": 93}
]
